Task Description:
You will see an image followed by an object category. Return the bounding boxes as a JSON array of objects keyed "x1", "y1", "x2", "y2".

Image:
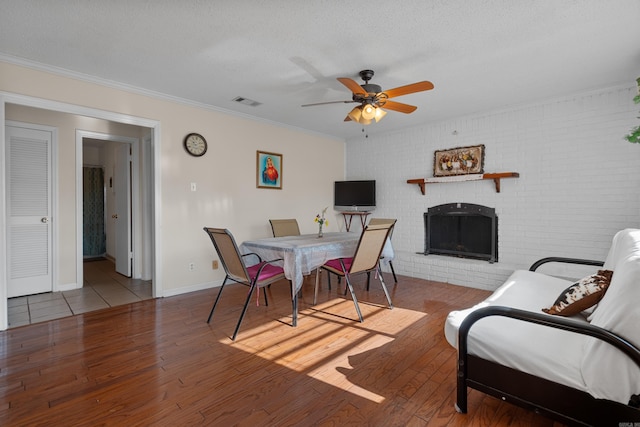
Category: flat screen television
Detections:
[{"x1": 334, "y1": 180, "x2": 376, "y2": 212}]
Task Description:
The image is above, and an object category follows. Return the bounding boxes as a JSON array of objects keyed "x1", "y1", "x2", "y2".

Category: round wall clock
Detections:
[{"x1": 183, "y1": 133, "x2": 207, "y2": 157}]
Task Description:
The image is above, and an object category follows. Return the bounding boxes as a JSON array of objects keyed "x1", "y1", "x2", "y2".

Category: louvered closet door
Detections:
[{"x1": 6, "y1": 125, "x2": 53, "y2": 298}]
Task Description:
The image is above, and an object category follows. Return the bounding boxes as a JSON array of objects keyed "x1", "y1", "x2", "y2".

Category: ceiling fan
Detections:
[{"x1": 302, "y1": 70, "x2": 434, "y2": 125}]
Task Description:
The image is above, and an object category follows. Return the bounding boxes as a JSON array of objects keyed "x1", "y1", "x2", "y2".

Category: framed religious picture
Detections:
[
  {"x1": 433, "y1": 144, "x2": 485, "y2": 177},
  {"x1": 256, "y1": 150, "x2": 282, "y2": 189}
]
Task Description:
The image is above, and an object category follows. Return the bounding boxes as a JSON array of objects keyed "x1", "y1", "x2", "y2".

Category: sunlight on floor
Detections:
[{"x1": 226, "y1": 297, "x2": 427, "y2": 403}]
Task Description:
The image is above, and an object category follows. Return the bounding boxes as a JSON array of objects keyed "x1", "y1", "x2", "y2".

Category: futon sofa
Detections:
[{"x1": 445, "y1": 228, "x2": 640, "y2": 426}]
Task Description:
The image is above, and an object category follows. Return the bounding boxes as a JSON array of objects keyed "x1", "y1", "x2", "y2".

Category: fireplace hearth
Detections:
[{"x1": 424, "y1": 203, "x2": 498, "y2": 262}]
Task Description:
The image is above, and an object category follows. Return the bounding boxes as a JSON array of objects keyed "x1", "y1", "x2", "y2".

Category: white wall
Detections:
[
  {"x1": 3, "y1": 59, "x2": 638, "y2": 302},
  {"x1": 0, "y1": 61, "x2": 345, "y2": 304},
  {"x1": 347, "y1": 85, "x2": 640, "y2": 290},
  {"x1": 82, "y1": 144, "x2": 103, "y2": 165}
]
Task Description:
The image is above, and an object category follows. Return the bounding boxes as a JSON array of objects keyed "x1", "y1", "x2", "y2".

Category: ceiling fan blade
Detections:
[
  {"x1": 337, "y1": 77, "x2": 368, "y2": 95},
  {"x1": 382, "y1": 100, "x2": 418, "y2": 114},
  {"x1": 301, "y1": 100, "x2": 355, "y2": 107},
  {"x1": 383, "y1": 81, "x2": 434, "y2": 99}
]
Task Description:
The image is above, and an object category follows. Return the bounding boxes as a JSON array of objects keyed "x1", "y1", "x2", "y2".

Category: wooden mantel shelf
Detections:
[{"x1": 407, "y1": 172, "x2": 519, "y2": 195}]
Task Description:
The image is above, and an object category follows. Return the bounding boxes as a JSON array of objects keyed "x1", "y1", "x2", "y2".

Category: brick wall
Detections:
[{"x1": 346, "y1": 85, "x2": 640, "y2": 290}]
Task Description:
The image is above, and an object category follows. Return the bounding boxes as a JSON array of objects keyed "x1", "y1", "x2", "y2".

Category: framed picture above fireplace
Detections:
[{"x1": 433, "y1": 144, "x2": 485, "y2": 177}]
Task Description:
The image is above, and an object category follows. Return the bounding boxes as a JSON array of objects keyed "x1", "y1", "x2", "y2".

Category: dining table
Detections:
[{"x1": 239, "y1": 231, "x2": 394, "y2": 326}]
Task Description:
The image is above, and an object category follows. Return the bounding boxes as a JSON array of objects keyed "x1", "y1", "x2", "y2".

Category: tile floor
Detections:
[{"x1": 7, "y1": 258, "x2": 152, "y2": 328}]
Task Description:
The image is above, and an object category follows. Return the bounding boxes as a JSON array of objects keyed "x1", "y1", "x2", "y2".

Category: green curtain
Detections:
[{"x1": 83, "y1": 167, "x2": 106, "y2": 257}]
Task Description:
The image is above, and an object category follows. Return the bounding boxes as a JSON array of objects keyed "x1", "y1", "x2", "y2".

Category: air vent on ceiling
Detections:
[{"x1": 232, "y1": 96, "x2": 262, "y2": 107}]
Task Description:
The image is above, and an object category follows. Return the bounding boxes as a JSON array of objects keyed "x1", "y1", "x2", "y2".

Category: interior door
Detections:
[
  {"x1": 114, "y1": 143, "x2": 132, "y2": 277},
  {"x1": 6, "y1": 124, "x2": 53, "y2": 297}
]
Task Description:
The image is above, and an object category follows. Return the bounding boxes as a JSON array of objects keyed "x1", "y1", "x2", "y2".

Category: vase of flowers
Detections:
[{"x1": 315, "y1": 207, "x2": 328, "y2": 238}]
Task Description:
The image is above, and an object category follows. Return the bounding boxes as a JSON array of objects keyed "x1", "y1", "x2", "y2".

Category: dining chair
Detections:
[
  {"x1": 313, "y1": 223, "x2": 394, "y2": 322},
  {"x1": 269, "y1": 218, "x2": 301, "y2": 237},
  {"x1": 366, "y1": 218, "x2": 398, "y2": 289},
  {"x1": 203, "y1": 227, "x2": 290, "y2": 340},
  {"x1": 269, "y1": 218, "x2": 324, "y2": 292}
]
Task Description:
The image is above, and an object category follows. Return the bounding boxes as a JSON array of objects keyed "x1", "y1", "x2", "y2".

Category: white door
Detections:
[
  {"x1": 114, "y1": 143, "x2": 132, "y2": 277},
  {"x1": 6, "y1": 124, "x2": 53, "y2": 297}
]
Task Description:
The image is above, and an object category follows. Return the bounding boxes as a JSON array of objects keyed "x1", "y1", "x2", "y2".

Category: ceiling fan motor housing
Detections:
[
  {"x1": 357, "y1": 70, "x2": 381, "y2": 98},
  {"x1": 361, "y1": 83, "x2": 381, "y2": 94},
  {"x1": 353, "y1": 87, "x2": 382, "y2": 102},
  {"x1": 359, "y1": 69, "x2": 375, "y2": 82}
]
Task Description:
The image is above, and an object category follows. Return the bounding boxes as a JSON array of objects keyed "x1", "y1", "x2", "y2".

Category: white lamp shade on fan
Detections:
[
  {"x1": 361, "y1": 104, "x2": 376, "y2": 120},
  {"x1": 347, "y1": 105, "x2": 387, "y2": 125},
  {"x1": 373, "y1": 107, "x2": 386, "y2": 122}
]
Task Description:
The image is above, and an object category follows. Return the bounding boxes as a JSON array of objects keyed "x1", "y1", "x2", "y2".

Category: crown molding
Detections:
[{"x1": 0, "y1": 53, "x2": 344, "y2": 142}]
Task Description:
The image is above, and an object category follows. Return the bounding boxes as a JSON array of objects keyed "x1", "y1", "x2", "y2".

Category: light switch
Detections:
[{"x1": 190, "y1": 182, "x2": 197, "y2": 192}]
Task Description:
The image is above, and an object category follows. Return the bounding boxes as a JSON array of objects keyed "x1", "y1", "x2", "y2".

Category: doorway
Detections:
[
  {"x1": 80, "y1": 134, "x2": 139, "y2": 281},
  {"x1": 0, "y1": 93, "x2": 162, "y2": 331}
]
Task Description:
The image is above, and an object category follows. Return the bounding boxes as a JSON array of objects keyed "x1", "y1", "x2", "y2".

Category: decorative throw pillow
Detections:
[{"x1": 542, "y1": 270, "x2": 613, "y2": 316}]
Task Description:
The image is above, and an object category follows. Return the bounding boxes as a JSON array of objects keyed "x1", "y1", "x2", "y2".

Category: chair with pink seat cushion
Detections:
[
  {"x1": 204, "y1": 227, "x2": 290, "y2": 340},
  {"x1": 313, "y1": 223, "x2": 395, "y2": 322}
]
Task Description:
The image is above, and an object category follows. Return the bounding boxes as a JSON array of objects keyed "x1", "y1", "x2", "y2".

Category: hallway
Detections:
[{"x1": 7, "y1": 258, "x2": 152, "y2": 328}]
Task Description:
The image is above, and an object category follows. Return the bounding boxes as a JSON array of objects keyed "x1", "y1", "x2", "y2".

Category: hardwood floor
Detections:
[{"x1": 0, "y1": 272, "x2": 566, "y2": 426}]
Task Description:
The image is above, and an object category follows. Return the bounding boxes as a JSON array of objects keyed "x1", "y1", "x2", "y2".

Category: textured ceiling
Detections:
[{"x1": 1, "y1": 1, "x2": 639, "y2": 140}]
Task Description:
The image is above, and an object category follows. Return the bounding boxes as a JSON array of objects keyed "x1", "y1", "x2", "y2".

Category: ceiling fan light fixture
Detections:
[
  {"x1": 309, "y1": 70, "x2": 433, "y2": 126},
  {"x1": 347, "y1": 106, "x2": 362, "y2": 121},
  {"x1": 361, "y1": 103, "x2": 376, "y2": 120},
  {"x1": 348, "y1": 103, "x2": 385, "y2": 125},
  {"x1": 347, "y1": 106, "x2": 372, "y2": 125}
]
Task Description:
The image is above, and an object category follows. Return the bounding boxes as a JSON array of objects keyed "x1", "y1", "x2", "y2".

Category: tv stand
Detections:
[{"x1": 341, "y1": 211, "x2": 370, "y2": 232}]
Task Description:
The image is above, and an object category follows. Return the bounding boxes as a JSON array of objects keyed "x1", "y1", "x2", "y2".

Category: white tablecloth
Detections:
[{"x1": 240, "y1": 232, "x2": 394, "y2": 292}]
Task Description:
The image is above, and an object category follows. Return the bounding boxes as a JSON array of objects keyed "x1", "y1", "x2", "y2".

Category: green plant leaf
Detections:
[
  {"x1": 625, "y1": 78, "x2": 640, "y2": 143},
  {"x1": 625, "y1": 125, "x2": 640, "y2": 143}
]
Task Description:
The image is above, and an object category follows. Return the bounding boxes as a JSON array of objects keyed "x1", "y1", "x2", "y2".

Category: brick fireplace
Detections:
[
  {"x1": 424, "y1": 203, "x2": 498, "y2": 263},
  {"x1": 345, "y1": 85, "x2": 639, "y2": 291}
]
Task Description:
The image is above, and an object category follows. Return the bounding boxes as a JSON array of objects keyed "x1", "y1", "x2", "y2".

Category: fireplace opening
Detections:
[{"x1": 424, "y1": 203, "x2": 498, "y2": 263}]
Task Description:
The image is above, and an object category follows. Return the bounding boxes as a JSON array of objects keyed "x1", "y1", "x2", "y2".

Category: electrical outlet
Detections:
[
  {"x1": 189, "y1": 262, "x2": 195, "y2": 271},
  {"x1": 212, "y1": 260, "x2": 218, "y2": 269}
]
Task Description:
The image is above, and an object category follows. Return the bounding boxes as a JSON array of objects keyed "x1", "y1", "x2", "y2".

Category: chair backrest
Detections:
[
  {"x1": 368, "y1": 218, "x2": 397, "y2": 238},
  {"x1": 349, "y1": 222, "x2": 395, "y2": 275},
  {"x1": 269, "y1": 219, "x2": 301, "y2": 237},
  {"x1": 203, "y1": 227, "x2": 250, "y2": 283}
]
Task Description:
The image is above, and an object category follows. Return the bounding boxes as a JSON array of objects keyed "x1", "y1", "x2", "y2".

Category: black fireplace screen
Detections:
[{"x1": 424, "y1": 203, "x2": 498, "y2": 262}]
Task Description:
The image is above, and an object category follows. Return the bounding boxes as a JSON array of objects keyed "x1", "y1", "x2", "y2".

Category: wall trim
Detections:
[{"x1": 0, "y1": 54, "x2": 343, "y2": 143}]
